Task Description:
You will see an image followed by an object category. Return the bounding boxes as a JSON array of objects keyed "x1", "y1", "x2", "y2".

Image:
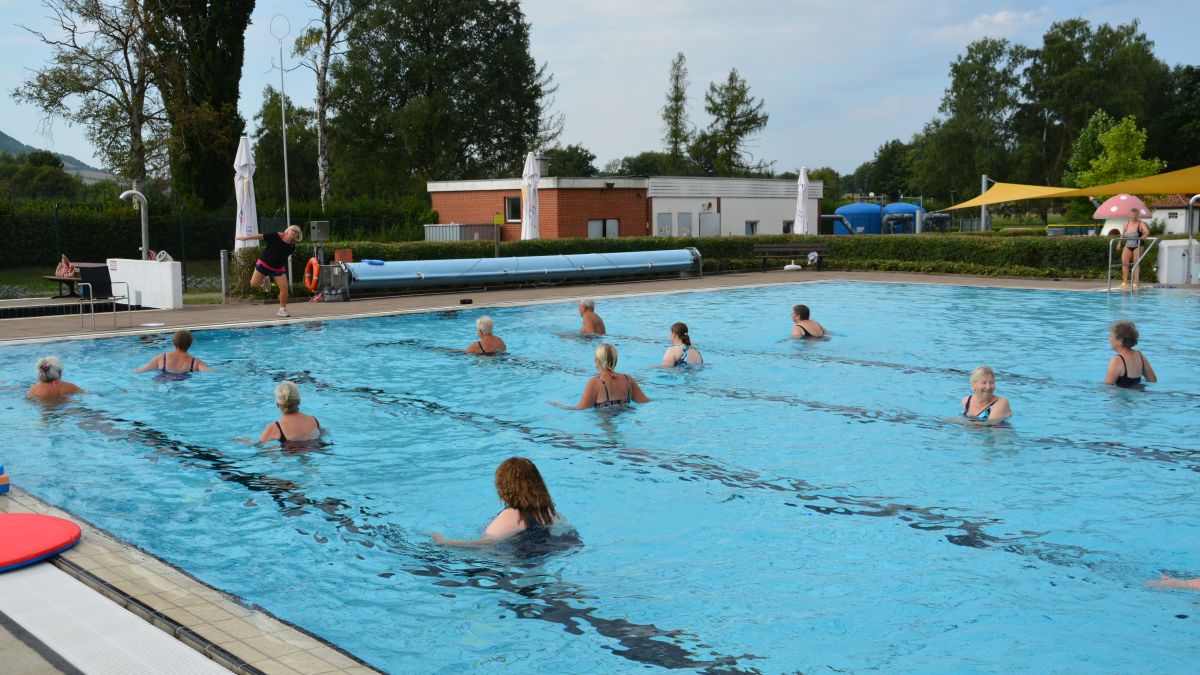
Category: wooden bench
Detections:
[{"x1": 752, "y1": 243, "x2": 828, "y2": 272}]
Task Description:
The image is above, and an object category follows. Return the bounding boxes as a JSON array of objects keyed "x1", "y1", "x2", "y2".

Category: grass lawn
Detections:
[{"x1": 0, "y1": 260, "x2": 224, "y2": 298}]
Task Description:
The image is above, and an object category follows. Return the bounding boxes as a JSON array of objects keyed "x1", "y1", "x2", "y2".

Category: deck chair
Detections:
[{"x1": 78, "y1": 265, "x2": 132, "y2": 329}]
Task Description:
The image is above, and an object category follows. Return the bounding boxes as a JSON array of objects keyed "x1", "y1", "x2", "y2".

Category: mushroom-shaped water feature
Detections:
[{"x1": 1093, "y1": 193, "x2": 1151, "y2": 220}]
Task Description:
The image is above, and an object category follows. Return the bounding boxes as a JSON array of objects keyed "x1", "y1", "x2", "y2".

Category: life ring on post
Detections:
[{"x1": 304, "y1": 257, "x2": 320, "y2": 292}]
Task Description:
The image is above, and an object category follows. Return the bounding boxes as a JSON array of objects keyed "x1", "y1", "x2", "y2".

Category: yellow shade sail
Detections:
[{"x1": 945, "y1": 164, "x2": 1200, "y2": 210}]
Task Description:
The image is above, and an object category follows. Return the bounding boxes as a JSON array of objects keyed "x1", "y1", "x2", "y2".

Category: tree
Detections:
[
  {"x1": 1062, "y1": 109, "x2": 1116, "y2": 220},
  {"x1": 330, "y1": 0, "x2": 542, "y2": 193},
  {"x1": 252, "y1": 87, "x2": 319, "y2": 207},
  {"x1": 1145, "y1": 65, "x2": 1200, "y2": 170},
  {"x1": 294, "y1": 0, "x2": 364, "y2": 211},
  {"x1": 1075, "y1": 116, "x2": 1165, "y2": 188},
  {"x1": 543, "y1": 144, "x2": 597, "y2": 177},
  {"x1": 148, "y1": 0, "x2": 256, "y2": 209},
  {"x1": 532, "y1": 64, "x2": 565, "y2": 151},
  {"x1": 699, "y1": 68, "x2": 769, "y2": 176},
  {"x1": 661, "y1": 52, "x2": 691, "y2": 174},
  {"x1": 13, "y1": 0, "x2": 168, "y2": 193},
  {"x1": 806, "y1": 166, "x2": 842, "y2": 205},
  {"x1": 866, "y1": 139, "x2": 912, "y2": 202}
]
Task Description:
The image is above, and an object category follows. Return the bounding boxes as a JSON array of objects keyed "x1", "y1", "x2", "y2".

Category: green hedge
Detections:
[
  {"x1": 0, "y1": 212, "x2": 234, "y2": 267},
  {"x1": 230, "y1": 234, "x2": 1148, "y2": 297}
]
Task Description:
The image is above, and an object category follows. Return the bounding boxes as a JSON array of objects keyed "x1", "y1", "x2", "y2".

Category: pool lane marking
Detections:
[{"x1": 51, "y1": 403, "x2": 767, "y2": 672}]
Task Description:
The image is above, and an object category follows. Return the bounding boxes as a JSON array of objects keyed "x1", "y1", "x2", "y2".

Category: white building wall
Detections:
[
  {"x1": 1151, "y1": 208, "x2": 1191, "y2": 235},
  {"x1": 649, "y1": 194, "x2": 821, "y2": 236}
]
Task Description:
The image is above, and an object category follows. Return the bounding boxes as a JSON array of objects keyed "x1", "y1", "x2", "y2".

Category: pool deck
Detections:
[{"x1": 0, "y1": 270, "x2": 1157, "y2": 673}]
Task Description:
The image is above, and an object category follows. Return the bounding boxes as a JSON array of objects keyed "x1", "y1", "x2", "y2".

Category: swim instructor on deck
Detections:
[{"x1": 236, "y1": 225, "x2": 303, "y2": 317}]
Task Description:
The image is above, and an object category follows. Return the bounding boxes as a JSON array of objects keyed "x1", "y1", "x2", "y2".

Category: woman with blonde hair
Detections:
[
  {"x1": 259, "y1": 381, "x2": 321, "y2": 443},
  {"x1": 236, "y1": 224, "x2": 303, "y2": 317},
  {"x1": 564, "y1": 343, "x2": 650, "y2": 409},
  {"x1": 432, "y1": 457, "x2": 576, "y2": 548},
  {"x1": 960, "y1": 366, "x2": 1011, "y2": 423},
  {"x1": 133, "y1": 330, "x2": 212, "y2": 375},
  {"x1": 465, "y1": 316, "x2": 506, "y2": 355},
  {"x1": 661, "y1": 322, "x2": 703, "y2": 367},
  {"x1": 27, "y1": 356, "x2": 83, "y2": 400}
]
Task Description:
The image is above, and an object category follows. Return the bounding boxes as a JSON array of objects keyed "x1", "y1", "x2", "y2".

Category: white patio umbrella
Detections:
[
  {"x1": 794, "y1": 166, "x2": 811, "y2": 235},
  {"x1": 234, "y1": 136, "x2": 258, "y2": 251},
  {"x1": 520, "y1": 152, "x2": 540, "y2": 240}
]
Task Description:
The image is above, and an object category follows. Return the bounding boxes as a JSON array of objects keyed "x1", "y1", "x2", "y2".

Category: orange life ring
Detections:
[{"x1": 303, "y1": 257, "x2": 320, "y2": 292}]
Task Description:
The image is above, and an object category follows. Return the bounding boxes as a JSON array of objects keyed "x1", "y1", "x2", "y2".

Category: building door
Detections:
[
  {"x1": 656, "y1": 212, "x2": 673, "y2": 237},
  {"x1": 676, "y1": 212, "x2": 693, "y2": 237},
  {"x1": 587, "y1": 220, "x2": 604, "y2": 238},
  {"x1": 699, "y1": 212, "x2": 719, "y2": 236},
  {"x1": 604, "y1": 219, "x2": 619, "y2": 238}
]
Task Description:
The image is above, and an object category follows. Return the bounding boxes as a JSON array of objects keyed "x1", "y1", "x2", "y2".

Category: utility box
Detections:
[
  {"x1": 310, "y1": 220, "x2": 330, "y2": 242},
  {"x1": 1156, "y1": 239, "x2": 1200, "y2": 284}
]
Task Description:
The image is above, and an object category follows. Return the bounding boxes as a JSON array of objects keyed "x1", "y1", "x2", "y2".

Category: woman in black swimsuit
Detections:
[
  {"x1": 465, "y1": 316, "x2": 506, "y2": 355},
  {"x1": 259, "y1": 381, "x2": 321, "y2": 443},
  {"x1": 791, "y1": 304, "x2": 827, "y2": 339},
  {"x1": 559, "y1": 343, "x2": 650, "y2": 409},
  {"x1": 132, "y1": 330, "x2": 212, "y2": 375},
  {"x1": 1104, "y1": 319, "x2": 1157, "y2": 388}
]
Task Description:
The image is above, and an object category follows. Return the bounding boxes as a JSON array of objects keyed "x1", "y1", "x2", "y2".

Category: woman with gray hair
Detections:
[
  {"x1": 27, "y1": 356, "x2": 83, "y2": 400},
  {"x1": 259, "y1": 381, "x2": 321, "y2": 443},
  {"x1": 466, "y1": 316, "x2": 507, "y2": 355}
]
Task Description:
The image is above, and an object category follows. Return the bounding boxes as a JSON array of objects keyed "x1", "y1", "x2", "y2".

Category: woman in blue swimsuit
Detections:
[
  {"x1": 1104, "y1": 320, "x2": 1157, "y2": 388},
  {"x1": 661, "y1": 322, "x2": 703, "y2": 367},
  {"x1": 559, "y1": 343, "x2": 650, "y2": 409},
  {"x1": 960, "y1": 366, "x2": 1012, "y2": 423}
]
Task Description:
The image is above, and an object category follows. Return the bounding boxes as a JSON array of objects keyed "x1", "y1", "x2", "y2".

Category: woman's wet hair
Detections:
[
  {"x1": 36, "y1": 356, "x2": 63, "y2": 383},
  {"x1": 173, "y1": 330, "x2": 193, "y2": 351},
  {"x1": 275, "y1": 381, "x2": 302, "y2": 413},
  {"x1": 671, "y1": 322, "x2": 691, "y2": 346},
  {"x1": 476, "y1": 316, "x2": 494, "y2": 335},
  {"x1": 284, "y1": 224, "x2": 304, "y2": 241},
  {"x1": 495, "y1": 457, "x2": 558, "y2": 527},
  {"x1": 1111, "y1": 319, "x2": 1139, "y2": 348},
  {"x1": 970, "y1": 365, "x2": 995, "y2": 385},
  {"x1": 594, "y1": 343, "x2": 618, "y2": 371},
  {"x1": 792, "y1": 304, "x2": 810, "y2": 320}
]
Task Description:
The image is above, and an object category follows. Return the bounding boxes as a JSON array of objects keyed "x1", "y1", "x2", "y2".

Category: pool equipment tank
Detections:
[
  {"x1": 833, "y1": 202, "x2": 883, "y2": 234},
  {"x1": 340, "y1": 248, "x2": 702, "y2": 291},
  {"x1": 881, "y1": 202, "x2": 925, "y2": 234}
]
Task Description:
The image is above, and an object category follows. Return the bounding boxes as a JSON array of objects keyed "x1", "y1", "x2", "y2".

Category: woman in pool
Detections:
[
  {"x1": 562, "y1": 343, "x2": 650, "y2": 409},
  {"x1": 236, "y1": 224, "x2": 303, "y2": 317},
  {"x1": 432, "y1": 457, "x2": 574, "y2": 547},
  {"x1": 661, "y1": 322, "x2": 703, "y2": 367},
  {"x1": 259, "y1": 381, "x2": 321, "y2": 443},
  {"x1": 960, "y1": 366, "x2": 1011, "y2": 423},
  {"x1": 1119, "y1": 208, "x2": 1149, "y2": 289},
  {"x1": 465, "y1": 316, "x2": 506, "y2": 355},
  {"x1": 27, "y1": 356, "x2": 83, "y2": 400},
  {"x1": 791, "y1": 304, "x2": 827, "y2": 339},
  {"x1": 1104, "y1": 319, "x2": 1156, "y2": 388},
  {"x1": 132, "y1": 330, "x2": 213, "y2": 374}
]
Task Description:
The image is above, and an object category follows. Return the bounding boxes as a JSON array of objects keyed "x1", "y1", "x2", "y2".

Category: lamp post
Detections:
[{"x1": 120, "y1": 189, "x2": 149, "y2": 259}]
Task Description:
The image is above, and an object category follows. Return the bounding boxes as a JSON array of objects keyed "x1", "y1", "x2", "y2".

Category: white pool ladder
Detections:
[{"x1": 1107, "y1": 237, "x2": 1158, "y2": 292}]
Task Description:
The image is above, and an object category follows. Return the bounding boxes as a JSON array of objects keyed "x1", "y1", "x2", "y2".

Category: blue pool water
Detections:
[{"x1": 2, "y1": 281, "x2": 1198, "y2": 673}]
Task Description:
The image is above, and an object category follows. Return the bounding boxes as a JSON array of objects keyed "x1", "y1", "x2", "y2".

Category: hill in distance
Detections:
[{"x1": 0, "y1": 129, "x2": 113, "y2": 183}]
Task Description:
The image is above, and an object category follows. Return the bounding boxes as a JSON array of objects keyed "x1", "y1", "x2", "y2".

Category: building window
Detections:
[
  {"x1": 505, "y1": 196, "x2": 521, "y2": 222},
  {"x1": 745, "y1": 221, "x2": 758, "y2": 236},
  {"x1": 783, "y1": 220, "x2": 794, "y2": 234},
  {"x1": 1168, "y1": 212, "x2": 1178, "y2": 219},
  {"x1": 588, "y1": 219, "x2": 619, "y2": 238}
]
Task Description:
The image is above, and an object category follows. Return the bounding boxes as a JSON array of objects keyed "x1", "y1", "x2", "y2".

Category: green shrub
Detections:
[{"x1": 228, "y1": 234, "x2": 1143, "y2": 297}]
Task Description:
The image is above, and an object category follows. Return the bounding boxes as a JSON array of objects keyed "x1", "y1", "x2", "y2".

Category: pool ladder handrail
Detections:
[{"x1": 1106, "y1": 236, "x2": 1159, "y2": 292}]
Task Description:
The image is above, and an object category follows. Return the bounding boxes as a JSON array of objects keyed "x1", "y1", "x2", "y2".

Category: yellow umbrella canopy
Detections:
[{"x1": 946, "y1": 164, "x2": 1200, "y2": 210}]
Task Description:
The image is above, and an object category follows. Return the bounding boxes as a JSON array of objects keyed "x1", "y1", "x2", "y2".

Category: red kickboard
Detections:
[{"x1": 0, "y1": 514, "x2": 82, "y2": 573}]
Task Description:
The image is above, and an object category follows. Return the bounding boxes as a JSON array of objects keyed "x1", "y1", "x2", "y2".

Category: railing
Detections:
[{"x1": 1107, "y1": 237, "x2": 1158, "y2": 292}]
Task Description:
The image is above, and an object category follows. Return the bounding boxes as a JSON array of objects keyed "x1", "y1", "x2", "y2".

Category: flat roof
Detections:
[{"x1": 428, "y1": 176, "x2": 824, "y2": 199}]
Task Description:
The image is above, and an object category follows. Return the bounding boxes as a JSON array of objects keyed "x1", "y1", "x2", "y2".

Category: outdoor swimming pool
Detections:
[{"x1": 3, "y1": 280, "x2": 1198, "y2": 672}]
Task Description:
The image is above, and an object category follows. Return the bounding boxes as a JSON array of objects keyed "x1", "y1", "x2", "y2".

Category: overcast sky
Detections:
[{"x1": 1, "y1": 0, "x2": 1197, "y2": 176}]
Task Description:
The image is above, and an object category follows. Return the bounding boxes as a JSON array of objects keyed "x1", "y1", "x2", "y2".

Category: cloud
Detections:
[{"x1": 927, "y1": 9, "x2": 1051, "y2": 44}]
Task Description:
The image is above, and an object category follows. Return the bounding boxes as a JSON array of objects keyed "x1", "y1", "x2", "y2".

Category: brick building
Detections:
[{"x1": 427, "y1": 176, "x2": 824, "y2": 240}]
